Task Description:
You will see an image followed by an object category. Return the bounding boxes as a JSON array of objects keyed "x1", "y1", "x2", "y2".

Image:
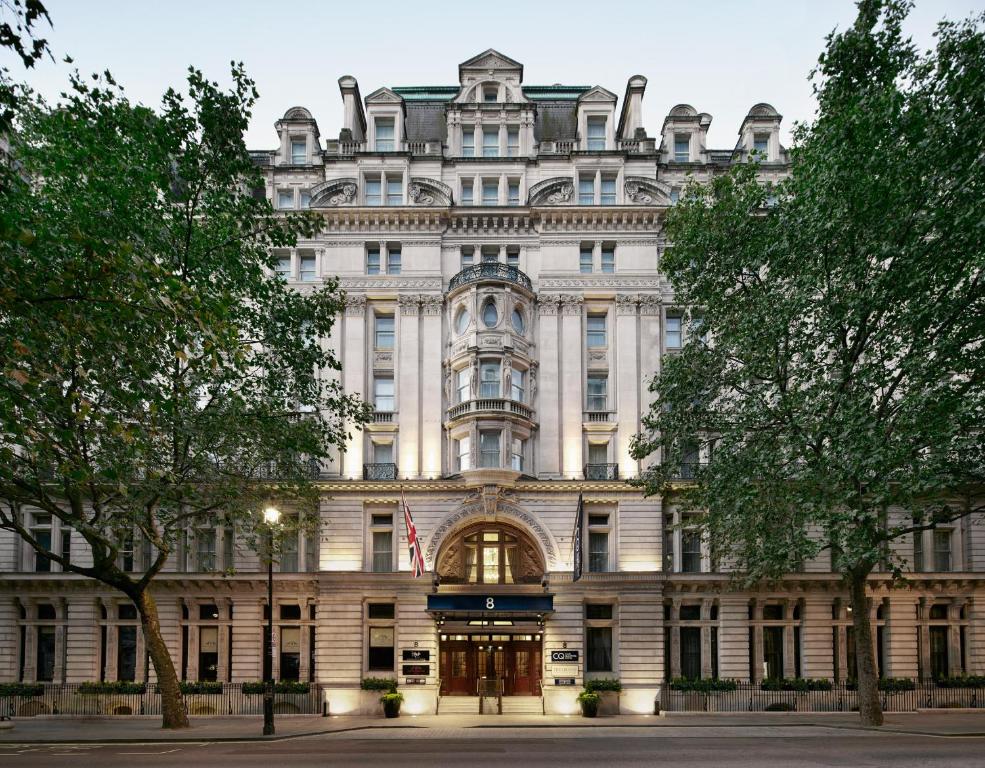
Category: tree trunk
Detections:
[
  {"x1": 134, "y1": 588, "x2": 190, "y2": 729},
  {"x1": 848, "y1": 569, "x2": 883, "y2": 727}
]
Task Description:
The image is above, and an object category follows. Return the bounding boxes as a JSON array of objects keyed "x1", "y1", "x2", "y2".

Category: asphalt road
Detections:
[{"x1": 1, "y1": 726, "x2": 983, "y2": 768}]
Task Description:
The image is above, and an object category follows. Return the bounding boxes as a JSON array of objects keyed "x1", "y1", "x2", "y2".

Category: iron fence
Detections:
[
  {"x1": 659, "y1": 681, "x2": 985, "y2": 713},
  {"x1": 0, "y1": 683, "x2": 323, "y2": 717}
]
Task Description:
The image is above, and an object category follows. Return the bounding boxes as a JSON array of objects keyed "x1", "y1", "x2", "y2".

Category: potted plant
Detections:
[
  {"x1": 381, "y1": 690, "x2": 403, "y2": 718},
  {"x1": 577, "y1": 690, "x2": 600, "y2": 718}
]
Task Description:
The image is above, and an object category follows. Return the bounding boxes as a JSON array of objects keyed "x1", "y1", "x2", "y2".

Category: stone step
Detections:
[
  {"x1": 438, "y1": 696, "x2": 481, "y2": 714},
  {"x1": 501, "y1": 697, "x2": 544, "y2": 715}
]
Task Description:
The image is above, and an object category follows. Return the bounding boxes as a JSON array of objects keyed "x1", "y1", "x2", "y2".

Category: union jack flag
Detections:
[{"x1": 402, "y1": 490, "x2": 427, "y2": 578}]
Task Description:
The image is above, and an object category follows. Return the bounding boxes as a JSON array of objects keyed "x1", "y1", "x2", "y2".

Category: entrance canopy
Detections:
[{"x1": 426, "y1": 593, "x2": 554, "y2": 623}]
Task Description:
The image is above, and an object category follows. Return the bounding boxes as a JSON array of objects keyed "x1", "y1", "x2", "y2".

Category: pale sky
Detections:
[{"x1": 3, "y1": 0, "x2": 982, "y2": 149}]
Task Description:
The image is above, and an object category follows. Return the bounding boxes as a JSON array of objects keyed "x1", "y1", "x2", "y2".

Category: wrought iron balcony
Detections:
[
  {"x1": 447, "y1": 398, "x2": 534, "y2": 422},
  {"x1": 584, "y1": 463, "x2": 618, "y2": 481},
  {"x1": 245, "y1": 458, "x2": 321, "y2": 480},
  {"x1": 447, "y1": 263, "x2": 532, "y2": 293},
  {"x1": 671, "y1": 462, "x2": 703, "y2": 480},
  {"x1": 363, "y1": 463, "x2": 399, "y2": 481}
]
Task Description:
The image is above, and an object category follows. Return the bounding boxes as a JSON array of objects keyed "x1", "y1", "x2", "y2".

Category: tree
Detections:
[
  {"x1": 632, "y1": 0, "x2": 985, "y2": 727},
  {"x1": 0, "y1": 66, "x2": 370, "y2": 728},
  {"x1": 0, "y1": 0, "x2": 51, "y2": 132}
]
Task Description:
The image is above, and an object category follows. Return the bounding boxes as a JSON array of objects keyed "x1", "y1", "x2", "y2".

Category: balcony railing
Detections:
[
  {"x1": 363, "y1": 463, "x2": 398, "y2": 481},
  {"x1": 584, "y1": 410, "x2": 614, "y2": 423},
  {"x1": 372, "y1": 410, "x2": 395, "y2": 424},
  {"x1": 237, "y1": 458, "x2": 321, "y2": 480},
  {"x1": 447, "y1": 263, "x2": 532, "y2": 293},
  {"x1": 584, "y1": 463, "x2": 618, "y2": 481},
  {"x1": 447, "y1": 398, "x2": 534, "y2": 422}
]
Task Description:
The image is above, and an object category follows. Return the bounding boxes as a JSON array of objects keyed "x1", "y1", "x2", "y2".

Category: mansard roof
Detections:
[{"x1": 577, "y1": 86, "x2": 618, "y2": 104}]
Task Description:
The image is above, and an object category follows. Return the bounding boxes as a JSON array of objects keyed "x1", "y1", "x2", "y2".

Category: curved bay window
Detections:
[{"x1": 436, "y1": 523, "x2": 544, "y2": 585}]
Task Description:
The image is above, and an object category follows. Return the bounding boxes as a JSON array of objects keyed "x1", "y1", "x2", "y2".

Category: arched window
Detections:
[
  {"x1": 436, "y1": 522, "x2": 544, "y2": 585},
  {"x1": 482, "y1": 299, "x2": 498, "y2": 328}
]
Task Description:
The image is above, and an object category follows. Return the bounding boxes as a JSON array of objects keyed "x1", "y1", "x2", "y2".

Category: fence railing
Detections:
[
  {"x1": 659, "y1": 681, "x2": 985, "y2": 713},
  {"x1": 0, "y1": 683, "x2": 323, "y2": 717}
]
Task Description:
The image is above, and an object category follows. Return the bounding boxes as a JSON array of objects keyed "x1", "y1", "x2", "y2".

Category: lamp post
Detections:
[{"x1": 262, "y1": 506, "x2": 280, "y2": 736}]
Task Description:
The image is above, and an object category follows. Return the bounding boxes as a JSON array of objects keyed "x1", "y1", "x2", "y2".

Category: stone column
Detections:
[
  {"x1": 559, "y1": 295, "x2": 584, "y2": 478},
  {"x1": 751, "y1": 600, "x2": 764, "y2": 683},
  {"x1": 342, "y1": 295, "x2": 367, "y2": 479},
  {"x1": 949, "y1": 601, "x2": 964, "y2": 676},
  {"x1": 420, "y1": 296, "x2": 443, "y2": 479},
  {"x1": 969, "y1": 596, "x2": 985, "y2": 676},
  {"x1": 669, "y1": 600, "x2": 681, "y2": 678},
  {"x1": 537, "y1": 296, "x2": 561, "y2": 477},
  {"x1": 917, "y1": 598, "x2": 931, "y2": 680},
  {"x1": 0, "y1": 598, "x2": 19, "y2": 680},
  {"x1": 638, "y1": 296, "x2": 662, "y2": 470},
  {"x1": 397, "y1": 295, "x2": 420, "y2": 478},
  {"x1": 717, "y1": 597, "x2": 750, "y2": 680},
  {"x1": 801, "y1": 596, "x2": 835, "y2": 679},
  {"x1": 883, "y1": 596, "x2": 919, "y2": 679},
  {"x1": 700, "y1": 599, "x2": 714, "y2": 678},
  {"x1": 615, "y1": 294, "x2": 639, "y2": 480}
]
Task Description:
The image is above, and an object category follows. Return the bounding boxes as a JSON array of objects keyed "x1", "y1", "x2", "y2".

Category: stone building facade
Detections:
[{"x1": 1, "y1": 50, "x2": 983, "y2": 715}]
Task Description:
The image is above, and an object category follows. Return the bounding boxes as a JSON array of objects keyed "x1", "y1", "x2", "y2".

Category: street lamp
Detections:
[{"x1": 262, "y1": 506, "x2": 280, "y2": 736}]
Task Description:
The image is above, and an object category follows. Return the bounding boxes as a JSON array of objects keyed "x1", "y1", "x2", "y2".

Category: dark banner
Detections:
[
  {"x1": 572, "y1": 492, "x2": 584, "y2": 582},
  {"x1": 426, "y1": 594, "x2": 554, "y2": 613}
]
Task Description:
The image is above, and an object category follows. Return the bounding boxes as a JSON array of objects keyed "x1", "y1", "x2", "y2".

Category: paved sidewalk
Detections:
[{"x1": 1, "y1": 711, "x2": 983, "y2": 743}]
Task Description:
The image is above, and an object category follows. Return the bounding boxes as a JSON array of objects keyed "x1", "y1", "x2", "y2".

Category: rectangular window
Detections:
[
  {"x1": 299, "y1": 190, "x2": 311, "y2": 209},
  {"x1": 588, "y1": 442, "x2": 608, "y2": 465},
  {"x1": 482, "y1": 129, "x2": 499, "y2": 157},
  {"x1": 387, "y1": 247, "x2": 401, "y2": 275},
  {"x1": 32, "y1": 516, "x2": 51, "y2": 572},
  {"x1": 682, "y1": 530, "x2": 702, "y2": 573},
  {"x1": 480, "y1": 430, "x2": 500, "y2": 468},
  {"x1": 366, "y1": 247, "x2": 381, "y2": 275},
  {"x1": 365, "y1": 178, "x2": 382, "y2": 206},
  {"x1": 117, "y1": 625, "x2": 138, "y2": 682},
  {"x1": 462, "y1": 128, "x2": 475, "y2": 157},
  {"x1": 460, "y1": 248, "x2": 474, "y2": 269},
  {"x1": 580, "y1": 247, "x2": 593, "y2": 274},
  {"x1": 484, "y1": 86, "x2": 498, "y2": 103},
  {"x1": 480, "y1": 361, "x2": 500, "y2": 398},
  {"x1": 299, "y1": 253, "x2": 316, "y2": 282},
  {"x1": 601, "y1": 247, "x2": 615, "y2": 273},
  {"x1": 372, "y1": 530, "x2": 393, "y2": 573},
  {"x1": 587, "y1": 315, "x2": 607, "y2": 348},
  {"x1": 589, "y1": 531, "x2": 609, "y2": 572},
  {"x1": 579, "y1": 175, "x2": 595, "y2": 205},
  {"x1": 586, "y1": 627, "x2": 613, "y2": 672},
  {"x1": 511, "y1": 438, "x2": 524, "y2": 472},
  {"x1": 600, "y1": 176, "x2": 616, "y2": 205},
  {"x1": 290, "y1": 139, "x2": 306, "y2": 165},
  {"x1": 60, "y1": 527, "x2": 71, "y2": 566},
  {"x1": 510, "y1": 369, "x2": 525, "y2": 402},
  {"x1": 461, "y1": 179, "x2": 474, "y2": 205},
  {"x1": 508, "y1": 181, "x2": 520, "y2": 206},
  {"x1": 587, "y1": 375, "x2": 607, "y2": 411},
  {"x1": 373, "y1": 441, "x2": 393, "y2": 465},
  {"x1": 275, "y1": 253, "x2": 291, "y2": 281},
  {"x1": 763, "y1": 626, "x2": 784, "y2": 680},
  {"x1": 507, "y1": 248, "x2": 519, "y2": 267},
  {"x1": 36, "y1": 626, "x2": 55, "y2": 681},
  {"x1": 375, "y1": 315, "x2": 395, "y2": 350},
  {"x1": 374, "y1": 376, "x2": 394, "y2": 412},
  {"x1": 375, "y1": 118, "x2": 395, "y2": 152},
  {"x1": 674, "y1": 134, "x2": 690, "y2": 163},
  {"x1": 669, "y1": 187, "x2": 680, "y2": 205},
  {"x1": 281, "y1": 533, "x2": 299, "y2": 573},
  {"x1": 507, "y1": 128, "x2": 519, "y2": 157},
  {"x1": 386, "y1": 178, "x2": 402, "y2": 206},
  {"x1": 481, "y1": 247, "x2": 498, "y2": 263},
  {"x1": 586, "y1": 604, "x2": 613, "y2": 620},
  {"x1": 665, "y1": 315, "x2": 682, "y2": 349},
  {"x1": 368, "y1": 603, "x2": 395, "y2": 620},
  {"x1": 753, "y1": 134, "x2": 769, "y2": 159},
  {"x1": 587, "y1": 116, "x2": 606, "y2": 151},
  {"x1": 457, "y1": 368, "x2": 471, "y2": 403},
  {"x1": 913, "y1": 527, "x2": 924, "y2": 572},
  {"x1": 934, "y1": 529, "x2": 952, "y2": 572},
  {"x1": 680, "y1": 627, "x2": 701, "y2": 680},
  {"x1": 930, "y1": 625, "x2": 948, "y2": 679},
  {"x1": 280, "y1": 627, "x2": 301, "y2": 681},
  {"x1": 482, "y1": 180, "x2": 498, "y2": 205},
  {"x1": 277, "y1": 190, "x2": 294, "y2": 209},
  {"x1": 368, "y1": 626, "x2": 395, "y2": 670},
  {"x1": 196, "y1": 529, "x2": 216, "y2": 571},
  {"x1": 457, "y1": 436, "x2": 471, "y2": 472}
]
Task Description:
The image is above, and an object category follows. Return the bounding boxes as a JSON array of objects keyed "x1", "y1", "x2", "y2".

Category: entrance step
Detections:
[
  {"x1": 438, "y1": 696, "x2": 481, "y2": 714},
  {"x1": 501, "y1": 697, "x2": 544, "y2": 715}
]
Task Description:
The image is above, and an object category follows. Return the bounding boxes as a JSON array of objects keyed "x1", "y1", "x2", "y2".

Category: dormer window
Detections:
[
  {"x1": 290, "y1": 138, "x2": 306, "y2": 165},
  {"x1": 674, "y1": 134, "x2": 690, "y2": 163},
  {"x1": 587, "y1": 116, "x2": 606, "y2": 151},
  {"x1": 375, "y1": 117, "x2": 395, "y2": 152},
  {"x1": 483, "y1": 86, "x2": 498, "y2": 103},
  {"x1": 753, "y1": 133, "x2": 769, "y2": 160}
]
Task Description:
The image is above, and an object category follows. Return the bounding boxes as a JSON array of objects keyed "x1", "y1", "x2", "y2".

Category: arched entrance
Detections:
[{"x1": 435, "y1": 521, "x2": 546, "y2": 697}]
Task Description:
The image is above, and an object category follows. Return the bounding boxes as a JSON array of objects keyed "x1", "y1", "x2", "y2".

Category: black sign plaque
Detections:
[
  {"x1": 405, "y1": 677, "x2": 427, "y2": 685},
  {"x1": 549, "y1": 650, "x2": 580, "y2": 663},
  {"x1": 402, "y1": 649, "x2": 431, "y2": 662},
  {"x1": 402, "y1": 664, "x2": 429, "y2": 676},
  {"x1": 554, "y1": 678, "x2": 576, "y2": 686}
]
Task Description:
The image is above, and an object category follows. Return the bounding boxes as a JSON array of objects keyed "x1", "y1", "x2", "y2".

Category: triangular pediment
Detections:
[
  {"x1": 578, "y1": 86, "x2": 617, "y2": 104},
  {"x1": 459, "y1": 49, "x2": 524, "y2": 79},
  {"x1": 365, "y1": 87, "x2": 405, "y2": 106}
]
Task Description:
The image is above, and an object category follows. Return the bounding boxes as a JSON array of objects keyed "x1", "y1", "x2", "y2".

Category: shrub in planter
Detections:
[
  {"x1": 669, "y1": 677, "x2": 738, "y2": 693},
  {"x1": 381, "y1": 691, "x2": 403, "y2": 718},
  {"x1": 167, "y1": 681, "x2": 223, "y2": 695},
  {"x1": 242, "y1": 681, "x2": 311, "y2": 695},
  {"x1": 577, "y1": 690, "x2": 601, "y2": 718},
  {"x1": 760, "y1": 678, "x2": 832, "y2": 692},
  {"x1": 584, "y1": 678, "x2": 622, "y2": 693},
  {"x1": 936, "y1": 676, "x2": 985, "y2": 689},
  {"x1": 361, "y1": 677, "x2": 398, "y2": 692},
  {"x1": 78, "y1": 681, "x2": 146, "y2": 695},
  {"x1": 846, "y1": 677, "x2": 916, "y2": 693},
  {"x1": 0, "y1": 683, "x2": 44, "y2": 697}
]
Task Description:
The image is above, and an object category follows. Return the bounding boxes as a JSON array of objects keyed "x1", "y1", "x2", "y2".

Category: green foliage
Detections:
[
  {"x1": 361, "y1": 677, "x2": 398, "y2": 692},
  {"x1": 846, "y1": 677, "x2": 916, "y2": 692},
  {"x1": 935, "y1": 676, "x2": 985, "y2": 689},
  {"x1": 78, "y1": 681, "x2": 147, "y2": 695},
  {"x1": 170, "y1": 681, "x2": 223, "y2": 695},
  {"x1": 0, "y1": 0, "x2": 51, "y2": 132},
  {"x1": 0, "y1": 682, "x2": 44, "y2": 696},
  {"x1": 576, "y1": 690, "x2": 601, "y2": 705},
  {"x1": 241, "y1": 681, "x2": 310, "y2": 694},
  {"x1": 668, "y1": 678, "x2": 738, "y2": 693},
  {"x1": 380, "y1": 691, "x2": 403, "y2": 704},
  {"x1": 583, "y1": 678, "x2": 622, "y2": 693},
  {"x1": 760, "y1": 678, "x2": 832, "y2": 692}
]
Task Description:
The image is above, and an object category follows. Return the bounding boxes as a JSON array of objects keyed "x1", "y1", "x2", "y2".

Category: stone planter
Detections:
[{"x1": 597, "y1": 691, "x2": 620, "y2": 716}]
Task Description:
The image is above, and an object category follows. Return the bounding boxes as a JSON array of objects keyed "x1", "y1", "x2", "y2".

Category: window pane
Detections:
[
  {"x1": 934, "y1": 530, "x2": 952, "y2": 572},
  {"x1": 457, "y1": 368, "x2": 471, "y2": 402},
  {"x1": 601, "y1": 178, "x2": 616, "y2": 205},
  {"x1": 386, "y1": 179, "x2": 402, "y2": 206},
  {"x1": 666, "y1": 316, "x2": 682, "y2": 348},
  {"x1": 587, "y1": 117, "x2": 606, "y2": 151},
  {"x1": 579, "y1": 176, "x2": 594, "y2": 205},
  {"x1": 510, "y1": 369, "x2": 524, "y2": 401},
  {"x1": 480, "y1": 431, "x2": 500, "y2": 467},
  {"x1": 277, "y1": 190, "x2": 294, "y2": 209},
  {"x1": 682, "y1": 531, "x2": 702, "y2": 573},
  {"x1": 482, "y1": 130, "x2": 498, "y2": 157},
  {"x1": 589, "y1": 531, "x2": 609, "y2": 572},
  {"x1": 372, "y1": 531, "x2": 393, "y2": 572},
  {"x1": 507, "y1": 128, "x2": 519, "y2": 157},
  {"x1": 368, "y1": 626, "x2": 394, "y2": 670},
  {"x1": 366, "y1": 179, "x2": 382, "y2": 206},
  {"x1": 601, "y1": 248, "x2": 614, "y2": 273},
  {"x1": 588, "y1": 443, "x2": 608, "y2": 464},
  {"x1": 461, "y1": 181, "x2": 473, "y2": 205},
  {"x1": 587, "y1": 376, "x2": 607, "y2": 410},
  {"x1": 674, "y1": 135, "x2": 689, "y2": 162},
  {"x1": 480, "y1": 362, "x2": 500, "y2": 397},
  {"x1": 291, "y1": 140, "x2": 306, "y2": 164},
  {"x1": 587, "y1": 315, "x2": 606, "y2": 347},
  {"x1": 580, "y1": 249, "x2": 593, "y2": 273},
  {"x1": 387, "y1": 248, "x2": 401, "y2": 275},
  {"x1": 458, "y1": 436, "x2": 471, "y2": 471},
  {"x1": 508, "y1": 182, "x2": 520, "y2": 205},
  {"x1": 299, "y1": 255, "x2": 316, "y2": 281},
  {"x1": 367, "y1": 248, "x2": 381, "y2": 275},
  {"x1": 462, "y1": 128, "x2": 475, "y2": 157},
  {"x1": 374, "y1": 377, "x2": 394, "y2": 412},
  {"x1": 587, "y1": 627, "x2": 612, "y2": 671},
  {"x1": 511, "y1": 438, "x2": 524, "y2": 472},
  {"x1": 118, "y1": 626, "x2": 137, "y2": 682},
  {"x1": 376, "y1": 316, "x2": 394, "y2": 349},
  {"x1": 373, "y1": 442, "x2": 393, "y2": 464},
  {"x1": 482, "y1": 181, "x2": 498, "y2": 205},
  {"x1": 680, "y1": 627, "x2": 701, "y2": 680},
  {"x1": 36, "y1": 626, "x2": 56, "y2": 681},
  {"x1": 375, "y1": 119, "x2": 394, "y2": 151}
]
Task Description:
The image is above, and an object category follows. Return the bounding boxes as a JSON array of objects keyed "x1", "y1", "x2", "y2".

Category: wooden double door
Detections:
[{"x1": 440, "y1": 638, "x2": 542, "y2": 696}]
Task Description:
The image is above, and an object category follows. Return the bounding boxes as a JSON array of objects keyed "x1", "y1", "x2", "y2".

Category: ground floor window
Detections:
[
  {"x1": 36, "y1": 626, "x2": 56, "y2": 682},
  {"x1": 368, "y1": 627, "x2": 395, "y2": 671},
  {"x1": 587, "y1": 627, "x2": 612, "y2": 672},
  {"x1": 280, "y1": 627, "x2": 301, "y2": 681}
]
